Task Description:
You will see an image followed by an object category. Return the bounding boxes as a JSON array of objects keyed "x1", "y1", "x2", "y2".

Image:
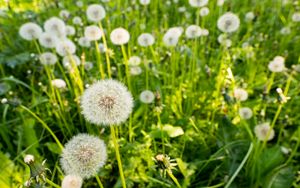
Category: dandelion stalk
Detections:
[
  {"x1": 110, "y1": 126, "x2": 127, "y2": 188},
  {"x1": 166, "y1": 169, "x2": 181, "y2": 188},
  {"x1": 95, "y1": 176, "x2": 104, "y2": 188}
]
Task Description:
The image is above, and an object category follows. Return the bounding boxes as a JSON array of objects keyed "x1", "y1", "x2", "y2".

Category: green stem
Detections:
[
  {"x1": 45, "y1": 178, "x2": 60, "y2": 188},
  {"x1": 20, "y1": 105, "x2": 64, "y2": 151},
  {"x1": 166, "y1": 169, "x2": 181, "y2": 188},
  {"x1": 95, "y1": 175, "x2": 104, "y2": 188},
  {"x1": 110, "y1": 126, "x2": 127, "y2": 188}
]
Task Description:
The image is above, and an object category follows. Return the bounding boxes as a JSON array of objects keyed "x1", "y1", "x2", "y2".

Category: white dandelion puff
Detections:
[
  {"x1": 24, "y1": 154, "x2": 34, "y2": 164},
  {"x1": 60, "y1": 134, "x2": 107, "y2": 179},
  {"x1": 81, "y1": 79, "x2": 133, "y2": 125},
  {"x1": 19, "y1": 22, "x2": 42, "y2": 41},
  {"x1": 254, "y1": 122, "x2": 275, "y2": 141},
  {"x1": 199, "y1": 7, "x2": 209, "y2": 17},
  {"x1": 130, "y1": 66, "x2": 143, "y2": 76},
  {"x1": 86, "y1": 4, "x2": 106, "y2": 22},
  {"x1": 268, "y1": 56, "x2": 285, "y2": 72},
  {"x1": 110, "y1": 27, "x2": 130, "y2": 45},
  {"x1": 137, "y1": 33, "x2": 155, "y2": 47},
  {"x1": 59, "y1": 10, "x2": 70, "y2": 19},
  {"x1": 44, "y1": 17, "x2": 66, "y2": 38},
  {"x1": 66, "y1": 25, "x2": 76, "y2": 36},
  {"x1": 56, "y1": 39, "x2": 76, "y2": 56},
  {"x1": 39, "y1": 52, "x2": 57, "y2": 65},
  {"x1": 239, "y1": 107, "x2": 253, "y2": 120},
  {"x1": 189, "y1": 0, "x2": 208, "y2": 7},
  {"x1": 292, "y1": 12, "x2": 300, "y2": 22},
  {"x1": 233, "y1": 88, "x2": 248, "y2": 101},
  {"x1": 128, "y1": 56, "x2": 141, "y2": 66},
  {"x1": 163, "y1": 27, "x2": 183, "y2": 47},
  {"x1": 72, "y1": 16, "x2": 83, "y2": 25},
  {"x1": 51, "y1": 79, "x2": 67, "y2": 89},
  {"x1": 140, "y1": 0, "x2": 151, "y2": 5},
  {"x1": 185, "y1": 25, "x2": 202, "y2": 39},
  {"x1": 217, "y1": 12, "x2": 240, "y2": 33},
  {"x1": 78, "y1": 37, "x2": 91, "y2": 47},
  {"x1": 245, "y1": 12, "x2": 255, "y2": 22},
  {"x1": 84, "y1": 25, "x2": 103, "y2": 41},
  {"x1": 38, "y1": 32, "x2": 58, "y2": 48},
  {"x1": 63, "y1": 55, "x2": 81, "y2": 69},
  {"x1": 61, "y1": 175, "x2": 83, "y2": 188},
  {"x1": 139, "y1": 90, "x2": 155, "y2": 104}
]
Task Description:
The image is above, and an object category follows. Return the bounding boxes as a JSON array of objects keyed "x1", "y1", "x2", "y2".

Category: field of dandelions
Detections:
[{"x1": 1, "y1": 0, "x2": 300, "y2": 187}]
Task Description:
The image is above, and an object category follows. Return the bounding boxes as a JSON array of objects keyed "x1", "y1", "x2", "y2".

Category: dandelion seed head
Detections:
[
  {"x1": 51, "y1": 79, "x2": 67, "y2": 89},
  {"x1": 138, "y1": 33, "x2": 155, "y2": 47},
  {"x1": 239, "y1": 107, "x2": 253, "y2": 119},
  {"x1": 81, "y1": 79, "x2": 134, "y2": 125},
  {"x1": 185, "y1": 25, "x2": 202, "y2": 39},
  {"x1": 128, "y1": 56, "x2": 141, "y2": 66},
  {"x1": 217, "y1": 12, "x2": 240, "y2": 33},
  {"x1": 199, "y1": 7, "x2": 209, "y2": 16},
  {"x1": 140, "y1": 0, "x2": 150, "y2": 5},
  {"x1": 56, "y1": 39, "x2": 76, "y2": 56},
  {"x1": 78, "y1": 37, "x2": 91, "y2": 47},
  {"x1": 110, "y1": 27, "x2": 130, "y2": 45},
  {"x1": 61, "y1": 175, "x2": 83, "y2": 188},
  {"x1": 24, "y1": 154, "x2": 34, "y2": 164},
  {"x1": 84, "y1": 25, "x2": 103, "y2": 41},
  {"x1": 59, "y1": 10, "x2": 70, "y2": 19},
  {"x1": 60, "y1": 134, "x2": 107, "y2": 179},
  {"x1": 233, "y1": 88, "x2": 248, "y2": 101},
  {"x1": 189, "y1": 0, "x2": 208, "y2": 7},
  {"x1": 38, "y1": 33, "x2": 58, "y2": 48},
  {"x1": 39, "y1": 52, "x2": 57, "y2": 65},
  {"x1": 73, "y1": 16, "x2": 82, "y2": 25},
  {"x1": 63, "y1": 55, "x2": 81, "y2": 69},
  {"x1": 19, "y1": 22, "x2": 42, "y2": 41},
  {"x1": 292, "y1": 12, "x2": 300, "y2": 22},
  {"x1": 130, "y1": 66, "x2": 143, "y2": 76},
  {"x1": 66, "y1": 25, "x2": 76, "y2": 36},
  {"x1": 140, "y1": 90, "x2": 155, "y2": 104},
  {"x1": 268, "y1": 56, "x2": 285, "y2": 72},
  {"x1": 254, "y1": 122, "x2": 275, "y2": 141},
  {"x1": 44, "y1": 17, "x2": 66, "y2": 38},
  {"x1": 86, "y1": 4, "x2": 106, "y2": 22}
]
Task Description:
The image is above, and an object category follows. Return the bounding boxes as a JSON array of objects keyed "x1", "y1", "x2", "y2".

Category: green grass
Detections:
[{"x1": 0, "y1": 0, "x2": 300, "y2": 187}]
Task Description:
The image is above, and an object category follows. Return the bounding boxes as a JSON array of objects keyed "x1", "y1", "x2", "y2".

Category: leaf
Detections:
[
  {"x1": 176, "y1": 158, "x2": 188, "y2": 177},
  {"x1": 45, "y1": 142, "x2": 61, "y2": 154},
  {"x1": 263, "y1": 166, "x2": 294, "y2": 188},
  {"x1": 163, "y1": 124, "x2": 184, "y2": 138}
]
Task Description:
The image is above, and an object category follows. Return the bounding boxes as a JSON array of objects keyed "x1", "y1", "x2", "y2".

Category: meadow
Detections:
[{"x1": 0, "y1": 0, "x2": 300, "y2": 187}]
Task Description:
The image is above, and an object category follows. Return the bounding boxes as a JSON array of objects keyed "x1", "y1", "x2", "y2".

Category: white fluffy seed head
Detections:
[
  {"x1": 268, "y1": 56, "x2": 285, "y2": 72},
  {"x1": 239, "y1": 107, "x2": 253, "y2": 120},
  {"x1": 44, "y1": 17, "x2": 66, "y2": 38},
  {"x1": 140, "y1": 0, "x2": 151, "y2": 5},
  {"x1": 130, "y1": 66, "x2": 143, "y2": 76},
  {"x1": 254, "y1": 122, "x2": 275, "y2": 141},
  {"x1": 56, "y1": 39, "x2": 76, "y2": 56},
  {"x1": 199, "y1": 7, "x2": 209, "y2": 16},
  {"x1": 24, "y1": 154, "x2": 34, "y2": 164},
  {"x1": 81, "y1": 79, "x2": 134, "y2": 126},
  {"x1": 39, "y1": 52, "x2": 57, "y2": 65},
  {"x1": 163, "y1": 27, "x2": 183, "y2": 47},
  {"x1": 63, "y1": 55, "x2": 81, "y2": 69},
  {"x1": 110, "y1": 27, "x2": 130, "y2": 45},
  {"x1": 185, "y1": 25, "x2": 202, "y2": 39},
  {"x1": 128, "y1": 56, "x2": 141, "y2": 66},
  {"x1": 245, "y1": 12, "x2": 255, "y2": 22},
  {"x1": 38, "y1": 32, "x2": 58, "y2": 48},
  {"x1": 78, "y1": 37, "x2": 91, "y2": 47},
  {"x1": 51, "y1": 79, "x2": 67, "y2": 89},
  {"x1": 189, "y1": 0, "x2": 208, "y2": 7},
  {"x1": 86, "y1": 4, "x2": 106, "y2": 22},
  {"x1": 19, "y1": 22, "x2": 42, "y2": 41},
  {"x1": 84, "y1": 25, "x2": 103, "y2": 41},
  {"x1": 59, "y1": 10, "x2": 70, "y2": 19},
  {"x1": 292, "y1": 12, "x2": 300, "y2": 22},
  {"x1": 61, "y1": 175, "x2": 83, "y2": 188},
  {"x1": 73, "y1": 16, "x2": 82, "y2": 25},
  {"x1": 217, "y1": 12, "x2": 240, "y2": 33},
  {"x1": 60, "y1": 134, "x2": 107, "y2": 179},
  {"x1": 140, "y1": 90, "x2": 155, "y2": 104},
  {"x1": 233, "y1": 88, "x2": 248, "y2": 101},
  {"x1": 66, "y1": 25, "x2": 76, "y2": 36},
  {"x1": 137, "y1": 33, "x2": 155, "y2": 47}
]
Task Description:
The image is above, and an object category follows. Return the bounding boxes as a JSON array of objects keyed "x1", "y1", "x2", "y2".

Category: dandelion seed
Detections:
[
  {"x1": 140, "y1": 90, "x2": 155, "y2": 104},
  {"x1": 61, "y1": 175, "x2": 83, "y2": 188},
  {"x1": 217, "y1": 12, "x2": 240, "y2": 33},
  {"x1": 239, "y1": 107, "x2": 253, "y2": 119},
  {"x1": 254, "y1": 122, "x2": 275, "y2": 141},
  {"x1": 39, "y1": 52, "x2": 57, "y2": 65},
  {"x1": 189, "y1": 0, "x2": 208, "y2": 7},
  {"x1": 81, "y1": 79, "x2": 133, "y2": 125},
  {"x1": 19, "y1": 22, "x2": 42, "y2": 41},
  {"x1": 86, "y1": 4, "x2": 106, "y2": 22},
  {"x1": 233, "y1": 88, "x2": 248, "y2": 101},
  {"x1": 60, "y1": 134, "x2": 107, "y2": 179},
  {"x1": 38, "y1": 33, "x2": 58, "y2": 48},
  {"x1": 110, "y1": 27, "x2": 130, "y2": 45},
  {"x1": 138, "y1": 33, "x2": 155, "y2": 47},
  {"x1": 84, "y1": 25, "x2": 103, "y2": 41}
]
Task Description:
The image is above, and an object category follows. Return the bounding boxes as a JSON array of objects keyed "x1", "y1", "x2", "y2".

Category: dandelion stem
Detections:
[
  {"x1": 99, "y1": 22, "x2": 112, "y2": 78},
  {"x1": 45, "y1": 178, "x2": 60, "y2": 188},
  {"x1": 95, "y1": 175, "x2": 104, "y2": 188},
  {"x1": 110, "y1": 126, "x2": 127, "y2": 188},
  {"x1": 95, "y1": 41, "x2": 105, "y2": 79},
  {"x1": 166, "y1": 169, "x2": 181, "y2": 188}
]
